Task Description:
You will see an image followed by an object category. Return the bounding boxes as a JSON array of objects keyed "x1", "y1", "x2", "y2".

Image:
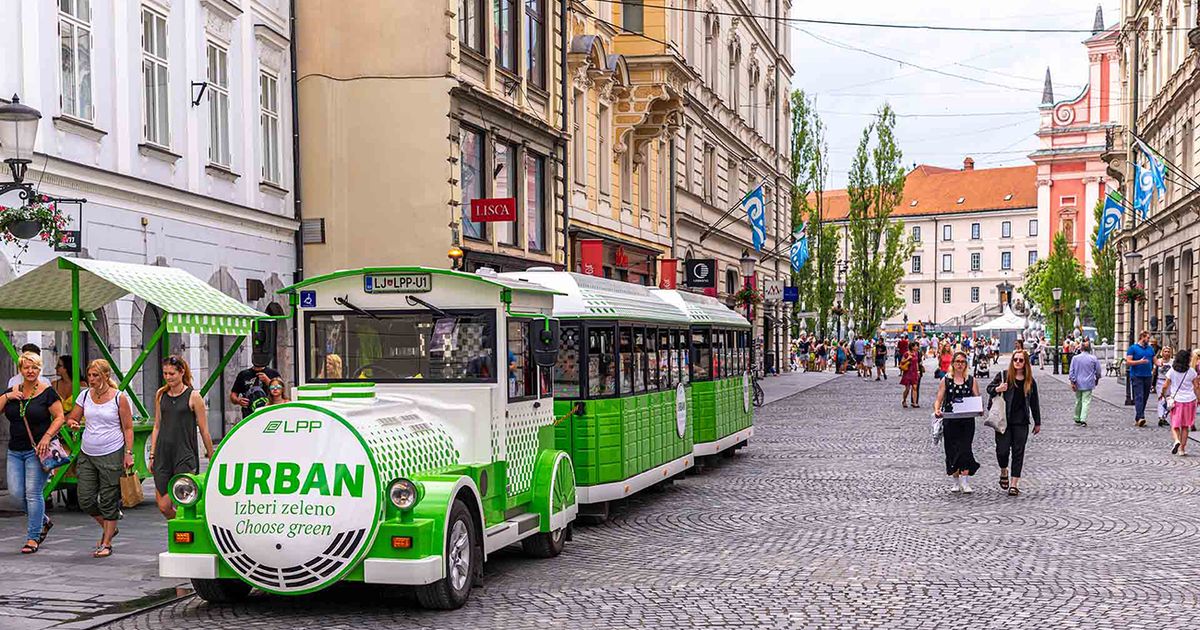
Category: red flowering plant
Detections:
[
  {"x1": 1117, "y1": 283, "x2": 1147, "y2": 304},
  {"x1": 0, "y1": 196, "x2": 69, "y2": 246}
]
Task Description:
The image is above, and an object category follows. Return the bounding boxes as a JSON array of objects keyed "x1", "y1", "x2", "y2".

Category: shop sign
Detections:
[
  {"x1": 469, "y1": 197, "x2": 517, "y2": 222},
  {"x1": 782, "y1": 286, "x2": 799, "y2": 303},
  {"x1": 613, "y1": 245, "x2": 630, "y2": 268},
  {"x1": 684, "y1": 259, "x2": 717, "y2": 288},
  {"x1": 763, "y1": 280, "x2": 784, "y2": 302},
  {"x1": 580, "y1": 239, "x2": 604, "y2": 277},
  {"x1": 364, "y1": 273, "x2": 432, "y2": 293},
  {"x1": 53, "y1": 200, "x2": 83, "y2": 253},
  {"x1": 658, "y1": 259, "x2": 677, "y2": 289},
  {"x1": 204, "y1": 409, "x2": 379, "y2": 593}
]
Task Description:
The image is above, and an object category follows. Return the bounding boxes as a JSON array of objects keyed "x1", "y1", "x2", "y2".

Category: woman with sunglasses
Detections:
[
  {"x1": 149, "y1": 356, "x2": 214, "y2": 519},
  {"x1": 986, "y1": 350, "x2": 1042, "y2": 496},
  {"x1": 267, "y1": 378, "x2": 291, "y2": 406},
  {"x1": 934, "y1": 351, "x2": 981, "y2": 493}
]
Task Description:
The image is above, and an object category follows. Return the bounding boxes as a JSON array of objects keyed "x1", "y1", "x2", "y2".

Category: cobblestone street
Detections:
[{"x1": 101, "y1": 372, "x2": 1200, "y2": 629}]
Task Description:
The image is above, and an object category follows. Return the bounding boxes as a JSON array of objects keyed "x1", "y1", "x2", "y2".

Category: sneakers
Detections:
[
  {"x1": 1172, "y1": 441, "x2": 1181, "y2": 455},
  {"x1": 1159, "y1": 419, "x2": 1170, "y2": 427},
  {"x1": 950, "y1": 479, "x2": 962, "y2": 493},
  {"x1": 1136, "y1": 418, "x2": 1147, "y2": 427},
  {"x1": 960, "y1": 477, "x2": 974, "y2": 494}
]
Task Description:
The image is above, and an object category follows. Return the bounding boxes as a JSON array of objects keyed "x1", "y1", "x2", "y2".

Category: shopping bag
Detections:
[
  {"x1": 120, "y1": 470, "x2": 145, "y2": 508},
  {"x1": 930, "y1": 414, "x2": 944, "y2": 444},
  {"x1": 983, "y1": 393, "x2": 1007, "y2": 434}
]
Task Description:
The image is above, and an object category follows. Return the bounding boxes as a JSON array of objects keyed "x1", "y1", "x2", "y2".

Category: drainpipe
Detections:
[
  {"x1": 669, "y1": 136, "x2": 677, "y2": 262},
  {"x1": 559, "y1": 0, "x2": 570, "y2": 270},
  {"x1": 932, "y1": 217, "x2": 939, "y2": 326},
  {"x1": 288, "y1": 0, "x2": 303, "y2": 382}
]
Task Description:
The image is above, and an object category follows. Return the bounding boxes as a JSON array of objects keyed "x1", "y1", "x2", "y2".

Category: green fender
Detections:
[
  {"x1": 409, "y1": 474, "x2": 484, "y2": 557},
  {"x1": 531, "y1": 450, "x2": 577, "y2": 533}
]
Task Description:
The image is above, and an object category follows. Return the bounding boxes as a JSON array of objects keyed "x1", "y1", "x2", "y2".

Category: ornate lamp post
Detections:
[
  {"x1": 0, "y1": 95, "x2": 42, "y2": 198},
  {"x1": 1052, "y1": 287, "x2": 1063, "y2": 375},
  {"x1": 833, "y1": 286, "x2": 845, "y2": 341},
  {"x1": 739, "y1": 249, "x2": 757, "y2": 372},
  {"x1": 1124, "y1": 250, "x2": 1143, "y2": 405}
]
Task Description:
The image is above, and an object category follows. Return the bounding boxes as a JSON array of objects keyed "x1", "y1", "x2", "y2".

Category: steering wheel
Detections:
[{"x1": 354, "y1": 363, "x2": 399, "y2": 379}]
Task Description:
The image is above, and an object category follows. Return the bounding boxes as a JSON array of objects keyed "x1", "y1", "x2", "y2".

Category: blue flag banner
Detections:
[
  {"x1": 743, "y1": 185, "x2": 766, "y2": 251},
  {"x1": 1095, "y1": 192, "x2": 1123, "y2": 251},
  {"x1": 1133, "y1": 163, "x2": 1153, "y2": 219},
  {"x1": 1138, "y1": 140, "x2": 1169, "y2": 197},
  {"x1": 789, "y1": 224, "x2": 810, "y2": 272}
]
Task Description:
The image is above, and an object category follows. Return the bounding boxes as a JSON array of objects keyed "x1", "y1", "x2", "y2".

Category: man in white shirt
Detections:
[{"x1": 7, "y1": 343, "x2": 52, "y2": 388}]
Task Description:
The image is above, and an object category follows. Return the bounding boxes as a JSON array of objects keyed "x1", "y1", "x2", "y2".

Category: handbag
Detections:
[
  {"x1": 1165, "y1": 371, "x2": 1187, "y2": 411},
  {"x1": 984, "y1": 383, "x2": 1008, "y2": 434},
  {"x1": 930, "y1": 414, "x2": 944, "y2": 444},
  {"x1": 120, "y1": 470, "x2": 145, "y2": 508},
  {"x1": 20, "y1": 397, "x2": 72, "y2": 472}
]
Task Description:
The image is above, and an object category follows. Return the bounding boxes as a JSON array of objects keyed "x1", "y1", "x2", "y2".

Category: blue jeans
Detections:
[
  {"x1": 7, "y1": 449, "x2": 49, "y2": 542},
  {"x1": 1131, "y1": 375, "x2": 1154, "y2": 421}
]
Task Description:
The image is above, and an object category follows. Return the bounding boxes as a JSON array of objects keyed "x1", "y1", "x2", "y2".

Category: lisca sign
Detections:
[{"x1": 470, "y1": 197, "x2": 517, "y2": 222}]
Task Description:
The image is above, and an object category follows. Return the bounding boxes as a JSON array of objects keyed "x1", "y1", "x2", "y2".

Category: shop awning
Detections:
[
  {"x1": 0, "y1": 256, "x2": 265, "y2": 336},
  {"x1": 971, "y1": 306, "x2": 1029, "y2": 333}
]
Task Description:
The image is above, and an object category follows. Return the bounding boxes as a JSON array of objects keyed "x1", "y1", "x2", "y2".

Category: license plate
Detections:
[{"x1": 363, "y1": 274, "x2": 432, "y2": 294}]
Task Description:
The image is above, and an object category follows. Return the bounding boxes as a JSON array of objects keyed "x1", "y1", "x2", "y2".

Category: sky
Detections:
[{"x1": 788, "y1": 0, "x2": 1121, "y2": 188}]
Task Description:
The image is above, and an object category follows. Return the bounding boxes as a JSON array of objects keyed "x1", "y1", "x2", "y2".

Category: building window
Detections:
[
  {"x1": 684, "y1": 125, "x2": 695, "y2": 190},
  {"x1": 942, "y1": 287, "x2": 952, "y2": 304},
  {"x1": 970, "y1": 252, "x2": 981, "y2": 272},
  {"x1": 728, "y1": 156, "x2": 740, "y2": 206},
  {"x1": 598, "y1": 103, "x2": 611, "y2": 194},
  {"x1": 942, "y1": 224, "x2": 951, "y2": 241},
  {"x1": 459, "y1": 0, "x2": 484, "y2": 53},
  {"x1": 206, "y1": 43, "x2": 231, "y2": 167},
  {"x1": 971, "y1": 287, "x2": 980, "y2": 303},
  {"x1": 623, "y1": 0, "x2": 644, "y2": 32},
  {"x1": 1028, "y1": 218, "x2": 1038, "y2": 237},
  {"x1": 729, "y1": 46, "x2": 741, "y2": 112},
  {"x1": 572, "y1": 89, "x2": 586, "y2": 184},
  {"x1": 259, "y1": 72, "x2": 281, "y2": 184},
  {"x1": 1059, "y1": 195, "x2": 1076, "y2": 207},
  {"x1": 971, "y1": 222, "x2": 980, "y2": 240},
  {"x1": 1183, "y1": 120, "x2": 1194, "y2": 180},
  {"x1": 526, "y1": 151, "x2": 546, "y2": 251},
  {"x1": 725, "y1": 268, "x2": 738, "y2": 294},
  {"x1": 912, "y1": 288, "x2": 921, "y2": 304},
  {"x1": 911, "y1": 225, "x2": 921, "y2": 242},
  {"x1": 657, "y1": 139, "x2": 669, "y2": 224},
  {"x1": 494, "y1": 0, "x2": 517, "y2": 72},
  {"x1": 460, "y1": 126, "x2": 486, "y2": 240},
  {"x1": 941, "y1": 253, "x2": 952, "y2": 272},
  {"x1": 639, "y1": 149, "x2": 651, "y2": 213},
  {"x1": 703, "y1": 145, "x2": 715, "y2": 203},
  {"x1": 141, "y1": 7, "x2": 170, "y2": 146},
  {"x1": 494, "y1": 140, "x2": 518, "y2": 246},
  {"x1": 911, "y1": 255, "x2": 921, "y2": 274},
  {"x1": 59, "y1": 0, "x2": 93, "y2": 121},
  {"x1": 1001, "y1": 251, "x2": 1012, "y2": 270},
  {"x1": 1028, "y1": 250, "x2": 1038, "y2": 266},
  {"x1": 1001, "y1": 220, "x2": 1012, "y2": 238},
  {"x1": 621, "y1": 150, "x2": 633, "y2": 205},
  {"x1": 524, "y1": 0, "x2": 545, "y2": 88},
  {"x1": 748, "y1": 72, "x2": 758, "y2": 130}
]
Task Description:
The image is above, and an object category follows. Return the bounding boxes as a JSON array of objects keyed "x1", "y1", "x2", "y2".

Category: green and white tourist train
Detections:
[{"x1": 159, "y1": 265, "x2": 754, "y2": 607}]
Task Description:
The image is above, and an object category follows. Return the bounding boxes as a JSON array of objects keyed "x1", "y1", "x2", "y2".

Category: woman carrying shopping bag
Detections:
[
  {"x1": 933, "y1": 352, "x2": 981, "y2": 494},
  {"x1": 986, "y1": 350, "x2": 1042, "y2": 496},
  {"x1": 1159, "y1": 349, "x2": 1200, "y2": 456}
]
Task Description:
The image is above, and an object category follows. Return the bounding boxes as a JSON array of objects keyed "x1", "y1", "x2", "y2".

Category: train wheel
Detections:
[
  {"x1": 522, "y1": 526, "x2": 566, "y2": 558},
  {"x1": 416, "y1": 500, "x2": 478, "y2": 610},
  {"x1": 191, "y1": 578, "x2": 251, "y2": 603}
]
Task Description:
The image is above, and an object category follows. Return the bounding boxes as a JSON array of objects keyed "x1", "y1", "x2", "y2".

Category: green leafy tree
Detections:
[
  {"x1": 1087, "y1": 200, "x2": 1117, "y2": 340},
  {"x1": 789, "y1": 90, "x2": 836, "y2": 337},
  {"x1": 1020, "y1": 232, "x2": 1087, "y2": 341},
  {"x1": 844, "y1": 103, "x2": 911, "y2": 338}
]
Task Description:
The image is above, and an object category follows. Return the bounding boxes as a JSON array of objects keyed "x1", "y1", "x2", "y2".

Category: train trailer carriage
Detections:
[
  {"x1": 159, "y1": 267, "x2": 577, "y2": 609},
  {"x1": 652, "y1": 289, "x2": 755, "y2": 458},
  {"x1": 500, "y1": 269, "x2": 697, "y2": 522}
]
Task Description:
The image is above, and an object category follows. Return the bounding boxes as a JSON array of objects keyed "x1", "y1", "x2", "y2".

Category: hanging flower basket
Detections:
[
  {"x1": 1117, "y1": 283, "x2": 1147, "y2": 304},
  {"x1": 0, "y1": 197, "x2": 69, "y2": 246},
  {"x1": 734, "y1": 287, "x2": 763, "y2": 308}
]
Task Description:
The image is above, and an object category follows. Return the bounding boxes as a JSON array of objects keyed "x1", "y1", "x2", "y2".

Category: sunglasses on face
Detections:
[
  {"x1": 269, "y1": 386, "x2": 283, "y2": 391},
  {"x1": 1013, "y1": 358, "x2": 1026, "y2": 364},
  {"x1": 953, "y1": 359, "x2": 967, "y2": 364}
]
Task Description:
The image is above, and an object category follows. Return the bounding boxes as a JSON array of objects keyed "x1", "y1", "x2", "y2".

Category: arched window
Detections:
[
  {"x1": 729, "y1": 43, "x2": 741, "y2": 112},
  {"x1": 141, "y1": 305, "x2": 165, "y2": 401},
  {"x1": 748, "y1": 67, "x2": 759, "y2": 130},
  {"x1": 725, "y1": 268, "x2": 739, "y2": 294},
  {"x1": 705, "y1": 17, "x2": 719, "y2": 88}
]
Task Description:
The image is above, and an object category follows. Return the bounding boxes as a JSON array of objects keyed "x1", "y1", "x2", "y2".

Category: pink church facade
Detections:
[{"x1": 1029, "y1": 13, "x2": 1120, "y2": 272}]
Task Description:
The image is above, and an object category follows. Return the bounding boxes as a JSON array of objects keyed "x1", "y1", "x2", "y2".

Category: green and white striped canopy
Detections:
[{"x1": 0, "y1": 257, "x2": 265, "y2": 336}]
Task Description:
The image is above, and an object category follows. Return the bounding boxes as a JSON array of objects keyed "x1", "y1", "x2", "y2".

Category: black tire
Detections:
[
  {"x1": 191, "y1": 578, "x2": 252, "y2": 603},
  {"x1": 522, "y1": 526, "x2": 566, "y2": 558},
  {"x1": 415, "y1": 500, "x2": 479, "y2": 610},
  {"x1": 752, "y1": 382, "x2": 765, "y2": 408}
]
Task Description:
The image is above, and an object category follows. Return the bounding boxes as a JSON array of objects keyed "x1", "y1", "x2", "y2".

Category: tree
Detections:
[
  {"x1": 789, "y1": 90, "x2": 837, "y2": 338},
  {"x1": 1088, "y1": 200, "x2": 1117, "y2": 341},
  {"x1": 1020, "y1": 232, "x2": 1087, "y2": 341},
  {"x1": 844, "y1": 103, "x2": 911, "y2": 338}
]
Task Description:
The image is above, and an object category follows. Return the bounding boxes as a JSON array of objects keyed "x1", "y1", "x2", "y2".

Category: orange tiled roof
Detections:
[{"x1": 813, "y1": 163, "x2": 1036, "y2": 221}]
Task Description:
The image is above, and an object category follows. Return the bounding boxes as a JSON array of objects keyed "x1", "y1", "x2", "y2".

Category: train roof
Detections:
[
  {"x1": 500, "y1": 270, "x2": 691, "y2": 325},
  {"x1": 652, "y1": 288, "x2": 752, "y2": 329}
]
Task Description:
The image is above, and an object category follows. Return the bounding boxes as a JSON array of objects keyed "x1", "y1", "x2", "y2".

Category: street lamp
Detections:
[
  {"x1": 834, "y1": 286, "x2": 845, "y2": 341},
  {"x1": 1052, "y1": 287, "x2": 1063, "y2": 374},
  {"x1": 1124, "y1": 249, "x2": 1144, "y2": 405},
  {"x1": 739, "y1": 249, "x2": 757, "y2": 372},
  {"x1": 0, "y1": 94, "x2": 42, "y2": 194}
]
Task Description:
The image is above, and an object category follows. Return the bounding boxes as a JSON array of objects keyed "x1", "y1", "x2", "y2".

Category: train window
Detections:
[
  {"x1": 506, "y1": 319, "x2": 536, "y2": 400},
  {"x1": 632, "y1": 327, "x2": 646, "y2": 394},
  {"x1": 645, "y1": 328, "x2": 659, "y2": 391},
  {"x1": 587, "y1": 325, "x2": 616, "y2": 397},
  {"x1": 711, "y1": 329, "x2": 724, "y2": 379},
  {"x1": 726, "y1": 331, "x2": 736, "y2": 377},
  {"x1": 691, "y1": 328, "x2": 711, "y2": 381},
  {"x1": 658, "y1": 329, "x2": 672, "y2": 389},
  {"x1": 677, "y1": 329, "x2": 689, "y2": 385},
  {"x1": 553, "y1": 323, "x2": 581, "y2": 398},
  {"x1": 618, "y1": 326, "x2": 634, "y2": 395},
  {"x1": 737, "y1": 331, "x2": 746, "y2": 374}
]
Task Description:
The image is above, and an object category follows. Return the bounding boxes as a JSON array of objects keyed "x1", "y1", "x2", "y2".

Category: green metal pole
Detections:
[
  {"x1": 83, "y1": 318, "x2": 149, "y2": 418},
  {"x1": 200, "y1": 335, "x2": 245, "y2": 397},
  {"x1": 71, "y1": 268, "x2": 82, "y2": 399},
  {"x1": 120, "y1": 320, "x2": 167, "y2": 391},
  {"x1": 0, "y1": 325, "x2": 19, "y2": 364}
]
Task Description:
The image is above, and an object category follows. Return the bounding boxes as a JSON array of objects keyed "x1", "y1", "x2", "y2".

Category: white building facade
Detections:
[{"x1": 0, "y1": 0, "x2": 299, "y2": 443}]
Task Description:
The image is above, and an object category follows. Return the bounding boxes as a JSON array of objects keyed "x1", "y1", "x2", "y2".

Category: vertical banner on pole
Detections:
[
  {"x1": 659, "y1": 259, "x2": 677, "y2": 289},
  {"x1": 580, "y1": 239, "x2": 604, "y2": 277}
]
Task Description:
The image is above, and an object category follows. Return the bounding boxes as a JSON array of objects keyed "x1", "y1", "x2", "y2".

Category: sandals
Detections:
[
  {"x1": 20, "y1": 541, "x2": 38, "y2": 554},
  {"x1": 1008, "y1": 487, "x2": 1020, "y2": 496},
  {"x1": 93, "y1": 545, "x2": 113, "y2": 558},
  {"x1": 999, "y1": 475, "x2": 1010, "y2": 490},
  {"x1": 95, "y1": 529, "x2": 119, "y2": 550},
  {"x1": 38, "y1": 519, "x2": 53, "y2": 544},
  {"x1": 902, "y1": 402, "x2": 909, "y2": 408}
]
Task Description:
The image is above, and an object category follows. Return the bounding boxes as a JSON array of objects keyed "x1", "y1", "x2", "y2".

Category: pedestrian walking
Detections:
[
  {"x1": 1160, "y1": 349, "x2": 1200, "y2": 456},
  {"x1": 1154, "y1": 347, "x2": 1175, "y2": 427},
  {"x1": 1069, "y1": 340, "x2": 1102, "y2": 427},
  {"x1": 852, "y1": 337, "x2": 867, "y2": 378},
  {"x1": 6, "y1": 344, "x2": 50, "y2": 388},
  {"x1": 1126, "y1": 330, "x2": 1156, "y2": 427},
  {"x1": 935, "y1": 342, "x2": 953, "y2": 380},
  {"x1": 934, "y1": 352, "x2": 981, "y2": 493},
  {"x1": 901, "y1": 346, "x2": 921, "y2": 408},
  {"x1": 987, "y1": 350, "x2": 1042, "y2": 496},
  {"x1": 64, "y1": 359, "x2": 134, "y2": 557},
  {"x1": 2, "y1": 351, "x2": 68, "y2": 553},
  {"x1": 835, "y1": 342, "x2": 847, "y2": 374},
  {"x1": 150, "y1": 356, "x2": 215, "y2": 519},
  {"x1": 230, "y1": 354, "x2": 281, "y2": 419},
  {"x1": 874, "y1": 337, "x2": 889, "y2": 381}
]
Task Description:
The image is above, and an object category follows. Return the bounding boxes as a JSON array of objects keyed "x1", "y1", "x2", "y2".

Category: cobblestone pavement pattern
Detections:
[{"x1": 100, "y1": 373, "x2": 1200, "y2": 629}]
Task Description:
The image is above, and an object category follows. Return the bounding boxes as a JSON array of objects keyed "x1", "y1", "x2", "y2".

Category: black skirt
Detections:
[{"x1": 943, "y1": 417, "x2": 980, "y2": 476}]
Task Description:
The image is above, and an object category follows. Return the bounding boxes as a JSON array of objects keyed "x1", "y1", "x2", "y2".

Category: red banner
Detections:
[
  {"x1": 470, "y1": 197, "x2": 517, "y2": 222},
  {"x1": 703, "y1": 286, "x2": 718, "y2": 297},
  {"x1": 580, "y1": 239, "x2": 604, "y2": 277},
  {"x1": 658, "y1": 259, "x2": 677, "y2": 289}
]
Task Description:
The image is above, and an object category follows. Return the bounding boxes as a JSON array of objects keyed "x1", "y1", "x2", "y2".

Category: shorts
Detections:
[
  {"x1": 874, "y1": 357, "x2": 886, "y2": 367},
  {"x1": 152, "y1": 453, "x2": 199, "y2": 496},
  {"x1": 854, "y1": 354, "x2": 865, "y2": 364}
]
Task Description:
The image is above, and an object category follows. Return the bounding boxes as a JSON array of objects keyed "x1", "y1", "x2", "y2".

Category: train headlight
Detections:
[
  {"x1": 388, "y1": 478, "x2": 420, "y2": 511},
  {"x1": 171, "y1": 475, "x2": 200, "y2": 507}
]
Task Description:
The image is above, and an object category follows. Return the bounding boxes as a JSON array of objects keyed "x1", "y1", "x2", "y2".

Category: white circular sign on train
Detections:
[
  {"x1": 675, "y1": 382, "x2": 688, "y2": 438},
  {"x1": 743, "y1": 372, "x2": 752, "y2": 413},
  {"x1": 204, "y1": 407, "x2": 379, "y2": 594}
]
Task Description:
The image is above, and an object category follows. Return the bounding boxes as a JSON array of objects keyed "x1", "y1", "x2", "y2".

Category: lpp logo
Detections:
[{"x1": 263, "y1": 420, "x2": 323, "y2": 434}]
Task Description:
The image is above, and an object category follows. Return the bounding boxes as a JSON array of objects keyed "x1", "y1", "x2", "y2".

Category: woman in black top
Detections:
[
  {"x1": 934, "y1": 351, "x2": 981, "y2": 493},
  {"x1": 986, "y1": 349, "x2": 1042, "y2": 496},
  {"x1": 149, "y1": 356, "x2": 214, "y2": 519},
  {"x1": 2, "y1": 352, "x2": 67, "y2": 553}
]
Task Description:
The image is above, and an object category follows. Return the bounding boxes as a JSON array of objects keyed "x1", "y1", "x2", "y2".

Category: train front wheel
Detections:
[{"x1": 415, "y1": 500, "x2": 479, "y2": 610}]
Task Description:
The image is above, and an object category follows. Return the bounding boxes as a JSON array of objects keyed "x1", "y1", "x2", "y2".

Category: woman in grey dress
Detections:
[{"x1": 149, "y1": 356, "x2": 214, "y2": 519}]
